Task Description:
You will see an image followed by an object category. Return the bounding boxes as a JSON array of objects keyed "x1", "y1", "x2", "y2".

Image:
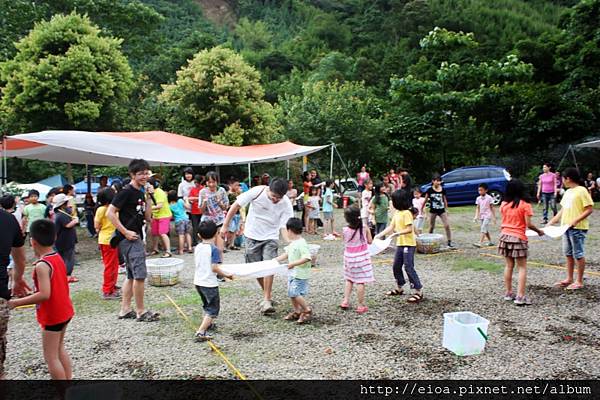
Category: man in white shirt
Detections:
[{"x1": 221, "y1": 178, "x2": 293, "y2": 314}]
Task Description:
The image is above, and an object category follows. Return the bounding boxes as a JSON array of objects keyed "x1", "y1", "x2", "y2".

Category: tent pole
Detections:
[
  {"x1": 86, "y1": 164, "x2": 92, "y2": 195},
  {"x1": 329, "y1": 143, "x2": 334, "y2": 179},
  {"x1": 247, "y1": 163, "x2": 251, "y2": 187},
  {"x1": 1, "y1": 135, "x2": 5, "y2": 189},
  {"x1": 286, "y1": 160, "x2": 290, "y2": 180},
  {"x1": 571, "y1": 145, "x2": 579, "y2": 171},
  {"x1": 333, "y1": 143, "x2": 351, "y2": 180}
]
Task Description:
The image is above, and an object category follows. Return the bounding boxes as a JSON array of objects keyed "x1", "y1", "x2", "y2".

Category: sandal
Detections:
[
  {"x1": 297, "y1": 309, "x2": 313, "y2": 324},
  {"x1": 230, "y1": 246, "x2": 241, "y2": 251},
  {"x1": 386, "y1": 289, "x2": 403, "y2": 296},
  {"x1": 356, "y1": 306, "x2": 369, "y2": 314},
  {"x1": 117, "y1": 310, "x2": 136, "y2": 320},
  {"x1": 148, "y1": 250, "x2": 160, "y2": 256},
  {"x1": 339, "y1": 301, "x2": 349, "y2": 310},
  {"x1": 136, "y1": 310, "x2": 160, "y2": 322},
  {"x1": 161, "y1": 252, "x2": 172, "y2": 258},
  {"x1": 565, "y1": 283, "x2": 583, "y2": 290},
  {"x1": 284, "y1": 312, "x2": 301, "y2": 321},
  {"x1": 554, "y1": 280, "x2": 573, "y2": 288},
  {"x1": 407, "y1": 293, "x2": 424, "y2": 303}
]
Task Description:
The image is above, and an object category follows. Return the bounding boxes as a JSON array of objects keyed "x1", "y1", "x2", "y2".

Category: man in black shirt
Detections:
[
  {"x1": 107, "y1": 159, "x2": 159, "y2": 322},
  {"x1": 0, "y1": 208, "x2": 29, "y2": 377}
]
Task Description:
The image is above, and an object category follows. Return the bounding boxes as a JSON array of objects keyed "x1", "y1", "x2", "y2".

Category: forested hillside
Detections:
[{"x1": 0, "y1": 0, "x2": 598, "y2": 182}]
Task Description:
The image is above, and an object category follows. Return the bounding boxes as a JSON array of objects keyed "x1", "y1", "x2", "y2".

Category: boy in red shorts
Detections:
[{"x1": 8, "y1": 219, "x2": 75, "y2": 379}]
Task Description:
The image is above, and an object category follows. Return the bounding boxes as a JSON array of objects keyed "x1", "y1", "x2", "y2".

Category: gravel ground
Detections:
[{"x1": 6, "y1": 205, "x2": 600, "y2": 379}]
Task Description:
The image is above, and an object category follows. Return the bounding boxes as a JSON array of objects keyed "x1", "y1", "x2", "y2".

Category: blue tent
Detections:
[
  {"x1": 74, "y1": 180, "x2": 100, "y2": 194},
  {"x1": 37, "y1": 174, "x2": 67, "y2": 188}
]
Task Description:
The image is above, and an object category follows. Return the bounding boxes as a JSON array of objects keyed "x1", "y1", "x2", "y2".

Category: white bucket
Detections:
[
  {"x1": 442, "y1": 311, "x2": 489, "y2": 356},
  {"x1": 146, "y1": 258, "x2": 184, "y2": 287},
  {"x1": 416, "y1": 233, "x2": 444, "y2": 254}
]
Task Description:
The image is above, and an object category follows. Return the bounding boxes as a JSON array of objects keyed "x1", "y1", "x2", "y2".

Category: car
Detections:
[
  {"x1": 333, "y1": 178, "x2": 360, "y2": 207},
  {"x1": 420, "y1": 166, "x2": 510, "y2": 206}
]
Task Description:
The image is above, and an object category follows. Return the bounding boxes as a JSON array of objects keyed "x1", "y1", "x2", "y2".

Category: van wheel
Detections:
[{"x1": 489, "y1": 190, "x2": 503, "y2": 205}]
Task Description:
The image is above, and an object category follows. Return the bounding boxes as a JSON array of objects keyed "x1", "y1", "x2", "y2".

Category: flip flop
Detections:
[
  {"x1": 117, "y1": 310, "x2": 136, "y2": 320},
  {"x1": 407, "y1": 293, "x2": 424, "y2": 303},
  {"x1": 136, "y1": 310, "x2": 160, "y2": 322},
  {"x1": 554, "y1": 280, "x2": 573, "y2": 288},
  {"x1": 386, "y1": 289, "x2": 403, "y2": 296},
  {"x1": 565, "y1": 283, "x2": 583, "y2": 290},
  {"x1": 147, "y1": 250, "x2": 160, "y2": 256}
]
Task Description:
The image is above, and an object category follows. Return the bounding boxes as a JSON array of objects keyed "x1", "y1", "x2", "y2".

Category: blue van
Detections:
[{"x1": 420, "y1": 166, "x2": 510, "y2": 206}]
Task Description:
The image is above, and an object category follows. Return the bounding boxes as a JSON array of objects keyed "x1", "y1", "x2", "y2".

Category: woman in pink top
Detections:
[
  {"x1": 536, "y1": 163, "x2": 557, "y2": 224},
  {"x1": 357, "y1": 165, "x2": 370, "y2": 192}
]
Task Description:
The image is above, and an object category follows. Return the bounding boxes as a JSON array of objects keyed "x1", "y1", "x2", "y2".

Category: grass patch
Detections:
[
  {"x1": 71, "y1": 289, "x2": 116, "y2": 315},
  {"x1": 452, "y1": 256, "x2": 503, "y2": 274}
]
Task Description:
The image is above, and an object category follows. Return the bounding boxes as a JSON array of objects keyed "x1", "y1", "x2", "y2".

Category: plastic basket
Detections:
[
  {"x1": 416, "y1": 233, "x2": 444, "y2": 254},
  {"x1": 442, "y1": 311, "x2": 489, "y2": 356},
  {"x1": 146, "y1": 258, "x2": 184, "y2": 287}
]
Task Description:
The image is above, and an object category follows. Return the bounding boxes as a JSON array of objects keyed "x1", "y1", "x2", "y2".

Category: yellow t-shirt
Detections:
[
  {"x1": 392, "y1": 210, "x2": 416, "y2": 247},
  {"x1": 94, "y1": 205, "x2": 116, "y2": 245},
  {"x1": 560, "y1": 186, "x2": 593, "y2": 230},
  {"x1": 152, "y1": 188, "x2": 172, "y2": 219}
]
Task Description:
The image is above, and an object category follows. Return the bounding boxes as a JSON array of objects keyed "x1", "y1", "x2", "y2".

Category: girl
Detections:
[
  {"x1": 376, "y1": 189, "x2": 423, "y2": 303},
  {"x1": 94, "y1": 188, "x2": 120, "y2": 299},
  {"x1": 83, "y1": 193, "x2": 97, "y2": 238},
  {"x1": 305, "y1": 186, "x2": 321, "y2": 235},
  {"x1": 389, "y1": 169, "x2": 401, "y2": 190},
  {"x1": 369, "y1": 183, "x2": 390, "y2": 236},
  {"x1": 340, "y1": 205, "x2": 374, "y2": 314},
  {"x1": 360, "y1": 179, "x2": 373, "y2": 227},
  {"x1": 200, "y1": 172, "x2": 229, "y2": 253},
  {"x1": 422, "y1": 174, "x2": 454, "y2": 248},
  {"x1": 412, "y1": 188, "x2": 426, "y2": 235},
  {"x1": 548, "y1": 168, "x2": 594, "y2": 290},
  {"x1": 301, "y1": 171, "x2": 312, "y2": 230},
  {"x1": 498, "y1": 180, "x2": 544, "y2": 305},
  {"x1": 537, "y1": 163, "x2": 557, "y2": 224}
]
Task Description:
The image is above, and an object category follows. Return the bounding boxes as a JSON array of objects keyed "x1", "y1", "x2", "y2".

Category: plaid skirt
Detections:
[{"x1": 498, "y1": 234, "x2": 528, "y2": 258}]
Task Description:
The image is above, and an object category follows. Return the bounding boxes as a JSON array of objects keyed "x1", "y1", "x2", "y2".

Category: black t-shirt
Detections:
[
  {"x1": 111, "y1": 185, "x2": 146, "y2": 235},
  {"x1": 427, "y1": 187, "x2": 447, "y2": 214},
  {"x1": 55, "y1": 212, "x2": 77, "y2": 251},
  {"x1": 0, "y1": 209, "x2": 25, "y2": 299}
]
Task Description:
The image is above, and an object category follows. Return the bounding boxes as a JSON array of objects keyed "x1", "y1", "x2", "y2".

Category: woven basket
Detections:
[
  {"x1": 146, "y1": 258, "x2": 184, "y2": 287},
  {"x1": 416, "y1": 234, "x2": 444, "y2": 254}
]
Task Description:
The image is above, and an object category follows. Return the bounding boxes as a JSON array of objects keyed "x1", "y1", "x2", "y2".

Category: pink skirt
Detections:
[{"x1": 343, "y1": 247, "x2": 374, "y2": 284}]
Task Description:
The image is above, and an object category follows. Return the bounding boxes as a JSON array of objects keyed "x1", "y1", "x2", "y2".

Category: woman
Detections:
[
  {"x1": 83, "y1": 193, "x2": 97, "y2": 238},
  {"x1": 537, "y1": 163, "x2": 557, "y2": 224},
  {"x1": 357, "y1": 165, "x2": 370, "y2": 192}
]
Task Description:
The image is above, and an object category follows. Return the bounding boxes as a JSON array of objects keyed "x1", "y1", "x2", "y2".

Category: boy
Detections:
[
  {"x1": 473, "y1": 183, "x2": 497, "y2": 247},
  {"x1": 168, "y1": 190, "x2": 193, "y2": 255},
  {"x1": 275, "y1": 218, "x2": 313, "y2": 324},
  {"x1": 22, "y1": 190, "x2": 47, "y2": 239},
  {"x1": 8, "y1": 219, "x2": 74, "y2": 379},
  {"x1": 322, "y1": 180, "x2": 336, "y2": 240},
  {"x1": 194, "y1": 221, "x2": 233, "y2": 341},
  {"x1": 422, "y1": 174, "x2": 454, "y2": 248},
  {"x1": 53, "y1": 193, "x2": 79, "y2": 283}
]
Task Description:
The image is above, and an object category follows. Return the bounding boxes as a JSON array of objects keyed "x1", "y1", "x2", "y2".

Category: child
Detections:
[
  {"x1": 275, "y1": 218, "x2": 313, "y2": 324},
  {"x1": 498, "y1": 180, "x2": 544, "y2": 305},
  {"x1": 53, "y1": 193, "x2": 79, "y2": 283},
  {"x1": 94, "y1": 189, "x2": 120, "y2": 299},
  {"x1": 226, "y1": 179, "x2": 242, "y2": 251},
  {"x1": 340, "y1": 205, "x2": 374, "y2": 314},
  {"x1": 193, "y1": 221, "x2": 233, "y2": 341},
  {"x1": 376, "y1": 190, "x2": 423, "y2": 303},
  {"x1": 369, "y1": 183, "x2": 390, "y2": 236},
  {"x1": 549, "y1": 168, "x2": 594, "y2": 290},
  {"x1": 200, "y1": 172, "x2": 229, "y2": 254},
  {"x1": 8, "y1": 219, "x2": 74, "y2": 379},
  {"x1": 168, "y1": 190, "x2": 193, "y2": 255},
  {"x1": 322, "y1": 180, "x2": 336, "y2": 239},
  {"x1": 149, "y1": 177, "x2": 172, "y2": 258},
  {"x1": 422, "y1": 174, "x2": 454, "y2": 248},
  {"x1": 305, "y1": 186, "x2": 321, "y2": 235},
  {"x1": 83, "y1": 193, "x2": 97, "y2": 238},
  {"x1": 22, "y1": 189, "x2": 46, "y2": 238},
  {"x1": 360, "y1": 179, "x2": 373, "y2": 228},
  {"x1": 473, "y1": 183, "x2": 497, "y2": 247},
  {"x1": 412, "y1": 188, "x2": 426, "y2": 235}
]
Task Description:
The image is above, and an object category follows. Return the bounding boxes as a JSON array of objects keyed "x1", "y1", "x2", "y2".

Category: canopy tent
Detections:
[
  {"x1": 37, "y1": 174, "x2": 67, "y2": 188},
  {"x1": 575, "y1": 139, "x2": 600, "y2": 149},
  {"x1": 2, "y1": 130, "x2": 329, "y2": 166}
]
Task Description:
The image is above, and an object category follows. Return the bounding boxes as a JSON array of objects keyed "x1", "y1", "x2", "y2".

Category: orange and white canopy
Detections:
[{"x1": 2, "y1": 130, "x2": 329, "y2": 166}]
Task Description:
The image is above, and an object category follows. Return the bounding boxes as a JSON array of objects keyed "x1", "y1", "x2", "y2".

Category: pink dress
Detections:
[{"x1": 343, "y1": 227, "x2": 374, "y2": 284}]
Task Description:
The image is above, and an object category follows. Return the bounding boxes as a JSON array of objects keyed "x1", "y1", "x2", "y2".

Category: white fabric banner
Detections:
[
  {"x1": 526, "y1": 224, "x2": 570, "y2": 240},
  {"x1": 369, "y1": 233, "x2": 399, "y2": 256},
  {"x1": 220, "y1": 260, "x2": 288, "y2": 279}
]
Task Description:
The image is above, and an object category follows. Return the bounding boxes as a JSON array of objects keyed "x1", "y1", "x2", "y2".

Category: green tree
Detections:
[
  {"x1": 0, "y1": 12, "x2": 134, "y2": 132},
  {"x1": 160, "y1": 46, "x2": 281, "y2": 145}
]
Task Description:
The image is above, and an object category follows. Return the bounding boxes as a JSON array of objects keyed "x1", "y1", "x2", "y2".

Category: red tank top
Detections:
[{"x1": 33, "y1": 253, "x2": 74, "y2": 327}]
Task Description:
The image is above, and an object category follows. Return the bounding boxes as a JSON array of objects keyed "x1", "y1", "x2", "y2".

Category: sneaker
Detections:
[
  {"x1": 503, "y1": 292, "x2": 516, "y2": 301},
  {"x1": 541, "y1": 219, "x2": 548, "y2": 225},
  {"x1": 103, "y1": 292, "x2": 122, "y2": 300},
  {"x1": 194, "y1": 331, "x2": 213, "y2": 342},
  {"x1": 260, "y1": 300, "x2": 275, "y2": 315},
  {"x1": 514, "y1": 296, "x2": 532, "y2": 306},
  {"x1": 486, "y1": 242, "x2": 495, "y2": 247},
  {"x1": 473, "y1": 242, "x2": 482, "y2": 248},
  {"x1": 447, "y1": 241, "x2": 456, "y2": 248}
]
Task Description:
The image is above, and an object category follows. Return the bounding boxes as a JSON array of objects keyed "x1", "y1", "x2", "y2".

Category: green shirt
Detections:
[
  {"x1": 373, "y1": 195, "x2": 389, "y2": 224},
  {"x1": 285, "y1": 237, "x2": 312, "y2": 280},
  {"x1": 23, "y1": 203, "x2": 47, "y2": 232}
]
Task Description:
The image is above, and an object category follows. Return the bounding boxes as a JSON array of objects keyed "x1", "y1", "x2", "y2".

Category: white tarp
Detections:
[{"x1": 220, "y1": 260, "x2": 288, "y2": 279}]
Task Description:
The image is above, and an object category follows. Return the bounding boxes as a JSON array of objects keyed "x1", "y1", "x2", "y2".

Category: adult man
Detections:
[
  {"x1": 0, "y1": 206, "x2": 29, "y2": 378},
  {"x1": 221, "y1": 178, "x2": 293, "y2": 314},
  {"x1": 107, "y1": 159, "x2": 159, "y2": 322}
]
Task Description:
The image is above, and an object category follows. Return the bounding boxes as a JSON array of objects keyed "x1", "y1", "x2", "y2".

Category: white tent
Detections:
[{"x1": 575, "y1": 139, "x2": 600, "y2": 149}]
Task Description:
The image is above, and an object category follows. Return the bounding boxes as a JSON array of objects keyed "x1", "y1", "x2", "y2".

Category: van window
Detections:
[
  {"x1": 340, "y1": 180, "x2": 358, "y2": 191},
  {"x1": 442, "y1": 171, "x2": 464, "y2": 183},
  {"x1": 487, "y1": 169, "x2": 505, "y2": 178},
  {"x1": 462, "y1": 169, "x2": 486, "y2": 181}
]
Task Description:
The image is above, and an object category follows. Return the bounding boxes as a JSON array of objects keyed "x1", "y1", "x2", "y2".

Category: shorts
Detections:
[
  {"x1": 44, "y1": 318, "x2": 71, "y2": 332},
  {"x1": 119, "y1": 239, "x2": 147, "y2": 280},
  {"x1": 414, "y1": 216, "x2": 425, "y2": 230},
  {"x1": 175, "y1": 220, "x2": 192, "y2": 236},
  {"x1": 245, "y1": 238, "x2": 278, "y2": 263},
  {"x1": 498, "y1": 234, "x2": 528, "y2": 258},
  {"x1": 287, "y1": 277, "x2": 309, "y2": 298},
  {"x1": 0, "y1": 299, "x2": 8, "y2": 376},
  {"x1": 480, "y1": 218, "x2": 491, "y2": 234},
  {"x1": 229, "y1": 214, "x2": 241, "y2": 233},
  {"x1": 323, "y1": 212, "x2": 333, "y2": 221},
  {"x1": 562, "y1": 228, "x2": 587, "y2": 259},
  {"x1": 151, "y1": 217, "x2": 171, "y2": 236},
  {"x1": 195, "y1": 286, "x2": 220, "y2": 318}
]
